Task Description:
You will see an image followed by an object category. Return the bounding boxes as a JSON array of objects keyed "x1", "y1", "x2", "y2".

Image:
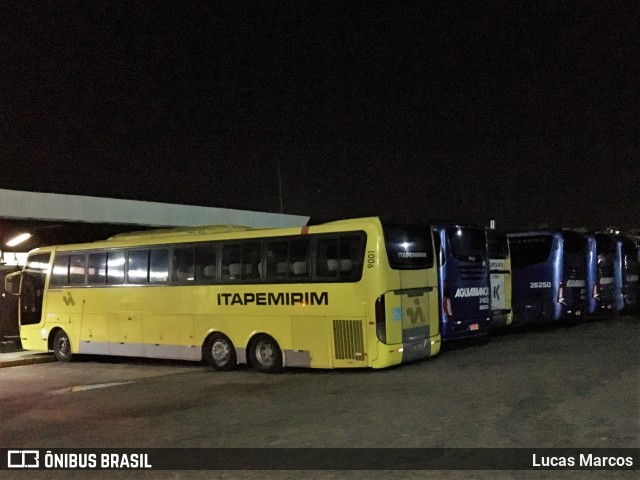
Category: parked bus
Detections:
[
  {"x1": 585, "y1": 232, "x2": 619, "y2": 314},
  {"x1": 619, "y1": 235, "x2": 639, "y2": 313},
  {"x1": 508, "y1": 229, "x2": 588, "y2": 325},
  {"x1": 431, "y1": 223, "x2": 491, "y2": 340},
  {"x1": 486, "y1": 229, "x2": 513, "y2": 328},
  {"x1": 4, "y1": 217, "x2": 441, "y2": 372}
]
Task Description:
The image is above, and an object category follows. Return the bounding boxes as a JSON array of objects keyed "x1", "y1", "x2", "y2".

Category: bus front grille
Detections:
[{"x1": 333, "y1": 320, "x2": 365, "y2": 361}]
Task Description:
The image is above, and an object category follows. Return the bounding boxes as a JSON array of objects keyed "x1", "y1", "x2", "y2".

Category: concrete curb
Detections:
[{"x1": 0, "y1": 352, "x2": 56, "y2": 368}]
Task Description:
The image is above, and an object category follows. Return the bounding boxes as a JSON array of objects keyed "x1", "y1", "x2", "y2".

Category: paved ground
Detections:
[{"x1": 0, "y1": 315, "x2": 638, "y2": 480}]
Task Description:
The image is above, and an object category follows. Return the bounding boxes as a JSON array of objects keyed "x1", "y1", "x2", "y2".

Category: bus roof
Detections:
[
  {"x1": 106, "y1": 225, "x2": 256, "y2": 240},
  {"x1": 24, "y1": 217, "x2": 388, "y2": 254}
]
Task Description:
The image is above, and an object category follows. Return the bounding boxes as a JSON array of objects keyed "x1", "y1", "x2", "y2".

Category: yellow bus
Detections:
[{"x1": 5, "y1": 217, "x2": 441, "y2": 372}]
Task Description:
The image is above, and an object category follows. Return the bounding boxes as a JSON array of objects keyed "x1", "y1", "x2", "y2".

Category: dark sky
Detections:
[{"x1": 1, "y1": 1, "x2": 638, "y2": 231}]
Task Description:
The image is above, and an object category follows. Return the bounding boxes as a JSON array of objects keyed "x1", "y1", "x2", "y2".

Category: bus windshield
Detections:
[
  {"x1": 384, "y1": 224, "x2": 434, "y2": 269},
  {"x1": 446, "y1": 227, "x2": 486, "y2": 262},
  {"x1": 487, "y1": 230, "x2": 509, "y2": 259},
  {"x1": 510, "y1": 235, "x2": 553, "y2": 268}
]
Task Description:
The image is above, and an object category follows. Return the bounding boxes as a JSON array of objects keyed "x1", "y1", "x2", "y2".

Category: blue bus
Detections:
[
  {"x1": 486, "y1": 229, "x2": 513, "y2": 328},
  {"x1": 432, "y1": 223, "x2": 491, "y2": 340},
  {"x1": 619, "y1": 235, "x2": 639, "y2": 313},
  {"x1": 508, "y1": 229, "x2": 588, "y2": 325},
  {"x1": 585, "y1": 232, "x2": 619, "y2": 314}
]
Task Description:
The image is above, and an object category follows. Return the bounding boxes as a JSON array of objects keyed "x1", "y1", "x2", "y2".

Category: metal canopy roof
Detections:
[{"x1": 0, "y1": 189, "x2": 309, "y2": 255}]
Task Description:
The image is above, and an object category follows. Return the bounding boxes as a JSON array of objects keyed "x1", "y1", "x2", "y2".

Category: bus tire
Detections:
[
  {"x1": 53, "y1": 329, "x2": 73, "y2": 362},
  {"x1": 203, "y1": 333, "x2": 237, "y2": 371},
  {"x1": 249, "y1": 334, "x2": 283, "y2": 373}
]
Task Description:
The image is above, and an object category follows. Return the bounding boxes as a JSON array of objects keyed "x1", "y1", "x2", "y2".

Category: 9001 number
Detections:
[{"x1": 367, "y1": 251, "x2": 375, "y2": 268}]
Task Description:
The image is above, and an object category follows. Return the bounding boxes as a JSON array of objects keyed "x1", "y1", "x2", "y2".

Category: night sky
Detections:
[{"x1": 1, "y1": 2, "x2": 638, "y2": 231}]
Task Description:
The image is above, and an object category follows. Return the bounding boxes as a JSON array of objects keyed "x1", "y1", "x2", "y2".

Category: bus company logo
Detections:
[
  {"x1": 397, "y1": 251, "x2": 427, "y2": 258},
  {"x1": 8, "y1": 450, "x2": 40, "y2": 468},
  {"x1": 454, "y1": 287, "x2": 489, "y2": 298},
  {"x1": 217, "y1": 291, "x2": 328, "y2": 306},
  {"x1": 565, "y1": 280, "x2": 586, "y2": 288},
  {"x1": 406, "y1": 299, "x2": 426, "y2": 325},
  {"x1": 62, "y1": 292, "x2": 75, "y2": 306}
]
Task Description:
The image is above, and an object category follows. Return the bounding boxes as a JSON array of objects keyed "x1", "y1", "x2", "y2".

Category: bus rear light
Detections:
[
  {"x1": 558, "y1": 282, "x2": 567, "y2": 305},
  {"x1": 375, "y1": 295, "x2": 386, "y2": 343},
  {"x1": 443, "y1": 296, "x2": 453, "y2": 316},
  {"x1": 592, "y1": 283, "x2": 600, "y2": 300}
]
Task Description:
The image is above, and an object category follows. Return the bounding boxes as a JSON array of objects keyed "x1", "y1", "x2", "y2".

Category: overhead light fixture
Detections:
[{"x1": 6, "y1": 232, "x2": 32, "y2": 247}]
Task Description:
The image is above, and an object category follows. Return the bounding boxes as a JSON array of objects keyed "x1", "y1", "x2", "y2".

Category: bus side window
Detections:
[
  {"x1": 69, "y1": 254, "x2": 87, "y2": 285},
  {"x1": 107, "y1": 250, "x2": 126, "y2": 284},
  {"x1": 173, "y1": 247, "x2": 195, "y2": 282},
  {"x1": 150, "y1": 248, "x2": 169, "y2": 283},
  {"x1": 242, "y1": 242, "x2": 261, "y2": 280},
  {"x1": 195, "y1": 245, "x2": 217, "y2": 282},
  {"x1": 337, "y1": 235, "x2": 362, "y2": 280},
  {"x1": 222, "y1": 244, "x2": 242, "y2": 281},
  {"x1": 88, "y1": 252, "x2": 107, "y2": 284},
  {"x1": 264, "y1": 240, "x2": 288, "y2": 279},
  {"x1": 316, "y1": 238, "x2": 339, "y2": 278},
  {"x1": 316, "y1": 235, "x2": 362, "y2": 281},
  {"x1": 289, "y1": 239, "x2": 309, "y2": 279},
  {"x1": 51, "y1": 254, "x2": 70, "y2": 286},
  {"x1": 127, "y1": 249, "x2": 150, "y2": 283}
]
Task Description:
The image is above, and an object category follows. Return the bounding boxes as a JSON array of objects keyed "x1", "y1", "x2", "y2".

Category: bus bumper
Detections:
[
  {"x1": 373, "y1": 335, "x2": 441, "y2": 368},
  {"x1": 441, "y1": 318, "x2": 491, "y2": 341}
]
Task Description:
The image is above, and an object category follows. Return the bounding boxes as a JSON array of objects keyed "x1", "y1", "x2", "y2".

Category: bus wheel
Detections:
[
  {"x1": 204, "y1": 333, "x2": 237, "y2": 371},
  {"x1": 53, "y1": 329, "x2": 73, "y2": 362},
  {"x1": 249, "y1": 334, "x2": 283, "y2": 373}
]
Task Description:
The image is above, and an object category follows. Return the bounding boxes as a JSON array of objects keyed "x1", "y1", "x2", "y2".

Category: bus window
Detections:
[
  {"x1": 194, "y1": 245, "x2": 217, "y2": 282},
  {"x1": 289, "y1": 239, "x2": 309, "y2": 279},
  {"x1": 264, "y1": 240, "x2": 289, "y2": 279},
  {"x1": 316, "y1": 238, "x2": 339, "y2": 278},
  {"x1": 222, "y1": 244, "x2": 242, "y2": 280},
  {"x1": 447, "y1": 227, "x2": 486, "y2": 262},
  {"x1": 107, "y1": 250, "x2": 125, "y2": 284},
  {"x1": 384, "y1": 224, "x2": 433, "y2": 269},
  {"x1": 127, "y1": 249, "x2": 149, "y2": 283},
  {"x1": 50, "y1": 254, "x2": 70, "y2": 286},
  {"x1": 242, "y1": 241, "x2": 262, "y2": 280},
  {"x1": 487, "y1": 231, "x2": 509, "y2": 260},
  {"x1": 315, "y1": 234, "x2": 363, "y2": 280},
  {"x1": 510, "y1": 236, "x2": 553, "y2": 268},
  {"x1": 69, "y1": 254, "x2": 86, "y2": 285},
  {"x1": 173, "y1": 246, "x2": 195, "y2": 282},
  {"x1": 49, "y1": 253, "x2": 86, "y2": 286},
  {"x1": 150, "y1": 248, "x2": 169, "y2": 283},
  {"x1": 88, "y1": 252, "x2": 107, "y2": 284},
  {"x1": 221, "y1": 241, "x2": 261, "y2": 281}
]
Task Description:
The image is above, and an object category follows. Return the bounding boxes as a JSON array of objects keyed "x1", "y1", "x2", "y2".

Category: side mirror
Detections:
[{"x1": 4, "y1": 271, "x2": 22, "y2": 295}]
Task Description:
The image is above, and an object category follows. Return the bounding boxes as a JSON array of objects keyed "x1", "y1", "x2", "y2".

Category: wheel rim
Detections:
[
  {"x1": 211, "y1": 339, "x2": 231, "y2": 364},
  {"x1": 255, "y1": 339, "x2": 276, "y2": 366},
  {"x1": 56, "y1": 335, "x2": 69, "y2": 357}
]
